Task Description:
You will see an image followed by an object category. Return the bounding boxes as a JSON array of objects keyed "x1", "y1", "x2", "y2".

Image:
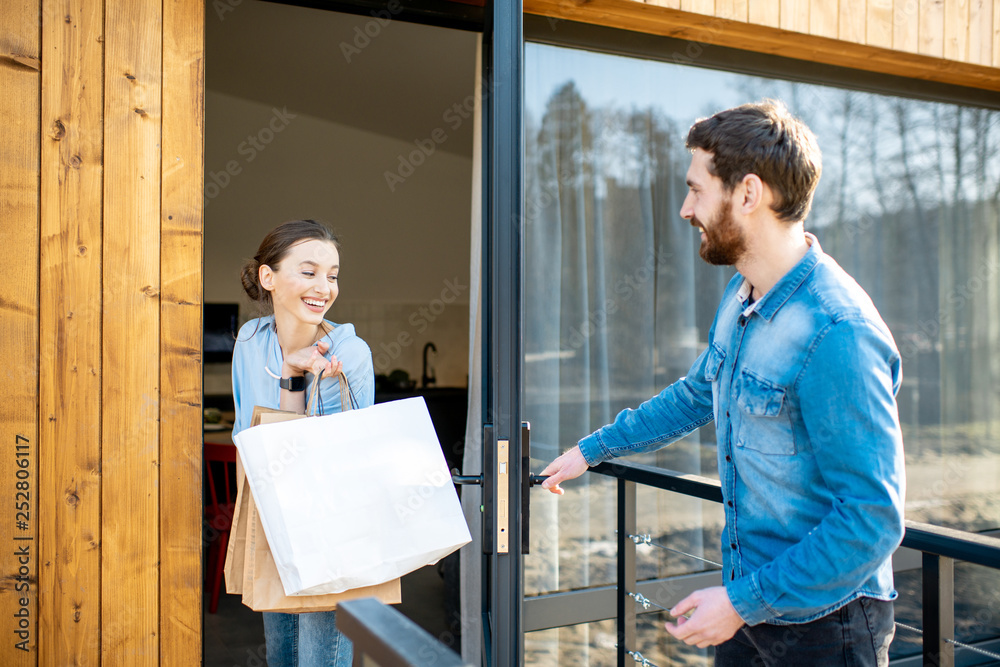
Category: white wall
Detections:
[{"x1": 203, "y1": 90, "x2": 473, "y2": 389}]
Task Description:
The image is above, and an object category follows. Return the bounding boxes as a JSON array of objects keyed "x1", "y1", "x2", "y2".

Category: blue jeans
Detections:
[
  {"x1": 263, "y1": 611, "x2": 353, "y2": 667},
  {"x1": 715, "y1": 597, "x2": 894, "y2": 666}
]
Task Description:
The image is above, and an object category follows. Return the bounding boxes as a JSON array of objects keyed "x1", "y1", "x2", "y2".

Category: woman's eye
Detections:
[
  {"x1": 302, "y1": 271, "x2": 314, "y2": 277},
  {"x1": 328, "y1": 275, "x2": 338, "y2": 282}
]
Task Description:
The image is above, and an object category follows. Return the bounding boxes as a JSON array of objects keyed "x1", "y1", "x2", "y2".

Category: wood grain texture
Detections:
[
  {"x1": 810, "y1": 0, "x2": 839, "y2": 37},
  {"x1": 840, "y1": 0, "x2": 868, "y2": 44},
  {"x1": 994, "y1": 0, "x2": 1000, "y2": 65},
  {"x1": 680, "y1": 0, "x2": 715, "y2": 14},
  {"x1": 716, "y1": 0, "x2": 748, "y2": 21},
  {"x1": 524, "y1": 0, "x2": 1000, "y2": 89},
  {"x1": 868, "y1": 0, "x2": 895, "y2": 48},
  {"x1": 920, "y1": 0, "x2": 946, "y2": 55},
  {"x1": 748, "y1": 0, "x2": 780, "y2": 27},
  {"x1": 38, "y1": 0, "x2": 104, "y2": 664},
  {"x1": 944, "y1": 0, "x2": 970, "y2": 60},
  {"x1": 102, "y1": 0, "x2": 161, "y2": 663},
  {"x1": 159, "y1": 0, "x2": 204, "y2": 662},
  {"x1": 647, "y1": 0, "x2": 682, "y2": 8},
  {"x1": 894, "y1": 0, "x2": 921, "y2": 51},
  {"x1": 0, "y1": 1, "x2": 40, "y2": 664},
  {"x1": 968, "y1": 0, "x2": 992, "y2": 64},
  {"x1": 780, "y1": 0, "x2": 810, "y2": 32}
]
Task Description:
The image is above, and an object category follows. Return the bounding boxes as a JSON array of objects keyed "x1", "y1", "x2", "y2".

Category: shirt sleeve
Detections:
[
  {"x1": 577, "y1": 344, "x2": 717, "y2": 466},
  {"x1": 726, "y1": 318, "x2": 906, "y2": 625}
]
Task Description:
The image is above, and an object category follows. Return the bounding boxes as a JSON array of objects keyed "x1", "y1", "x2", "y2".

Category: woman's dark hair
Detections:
[
  {"x1": 240, "y1": 219, "x2": 341, "y2": 314},
  {"x1": 686, "y1": 100, "x2": 822, "y2": 223}
]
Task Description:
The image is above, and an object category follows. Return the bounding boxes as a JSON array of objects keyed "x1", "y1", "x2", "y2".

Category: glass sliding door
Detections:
[{"x1": 522, "y1": 41, "x2": 1000, "y2": 665}]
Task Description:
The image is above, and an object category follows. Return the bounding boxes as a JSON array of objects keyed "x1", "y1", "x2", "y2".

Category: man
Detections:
[{"x1": 540, "y1": 100, "x2": 905, "y2": 666}]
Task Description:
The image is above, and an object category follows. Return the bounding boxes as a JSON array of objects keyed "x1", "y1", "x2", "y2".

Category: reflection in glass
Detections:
[{"x1": 523, "y1": 41, "x2": 1000, "y2": 661}]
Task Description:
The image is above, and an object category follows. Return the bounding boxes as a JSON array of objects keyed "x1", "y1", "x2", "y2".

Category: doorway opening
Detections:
[{"x1": 201, "y1": 2, "x2": 478, "y2": 663}]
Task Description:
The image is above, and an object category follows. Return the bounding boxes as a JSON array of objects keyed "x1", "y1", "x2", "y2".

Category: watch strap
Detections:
[{"x1": 279, "y1": 375, "x2": 306, "y2": 392}]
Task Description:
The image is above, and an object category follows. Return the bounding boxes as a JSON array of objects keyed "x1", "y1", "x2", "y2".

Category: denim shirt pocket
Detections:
[
  {"x1": 704, "y1": 343, "x2": 726, "y2": 382},
  {"x1": 734, "y1": 370, "x2": 796, "y2": 455}
]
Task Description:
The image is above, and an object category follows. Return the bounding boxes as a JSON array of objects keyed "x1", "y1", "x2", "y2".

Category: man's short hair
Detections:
[{"x1": 686, "y1": 100, "x2": 822, "y2": 223}]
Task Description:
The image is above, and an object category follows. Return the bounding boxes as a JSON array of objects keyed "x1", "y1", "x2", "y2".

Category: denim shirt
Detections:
[
  {"x1": 231, "y1": 316, "x2": 375, "y2": 437},
  {"x1": 578, "y1": 235, "x2": 906, "y2": 625}
]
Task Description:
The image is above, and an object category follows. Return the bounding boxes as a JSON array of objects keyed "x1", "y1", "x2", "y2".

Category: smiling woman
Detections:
[{"x1": 231, "y1": 219, "x2": 375, "y2": 666}]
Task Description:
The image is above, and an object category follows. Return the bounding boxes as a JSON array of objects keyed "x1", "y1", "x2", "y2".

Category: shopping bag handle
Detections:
[{"x1": 305, "y1": 370, "x2": 357, "y2": 417}]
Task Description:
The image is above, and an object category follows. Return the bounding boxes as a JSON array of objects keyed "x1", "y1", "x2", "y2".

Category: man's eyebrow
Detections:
[{"x1": 686, "y1": 178, "x2": 697, "y2": 187}]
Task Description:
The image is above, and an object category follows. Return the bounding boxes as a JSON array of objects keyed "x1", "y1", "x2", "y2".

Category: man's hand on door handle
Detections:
[{"x1": 539, "y1": 445, "x2": 589, "y2": 495}]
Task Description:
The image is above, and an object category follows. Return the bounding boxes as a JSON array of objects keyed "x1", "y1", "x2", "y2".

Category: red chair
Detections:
[{"x1": 204, "y1": 442, "x2": 238, "y2": 614}]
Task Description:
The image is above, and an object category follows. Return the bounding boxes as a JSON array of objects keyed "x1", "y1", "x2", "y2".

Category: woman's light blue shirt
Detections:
[{"x1": 231, "y1": 315, "x2": 375, "y2": 436}]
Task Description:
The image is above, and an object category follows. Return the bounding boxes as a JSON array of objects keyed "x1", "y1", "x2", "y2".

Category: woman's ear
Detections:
[{"x1": 258, "y1": 264, "x2": 275, "y2": 292}]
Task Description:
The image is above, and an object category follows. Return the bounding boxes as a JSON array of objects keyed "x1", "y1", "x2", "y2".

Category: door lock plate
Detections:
[{"x1": 497, "y1": 439, "x2": 508, "y2": 553}]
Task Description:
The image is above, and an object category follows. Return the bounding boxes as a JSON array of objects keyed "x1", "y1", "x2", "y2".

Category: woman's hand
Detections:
[{"x1": 282, "y1": 340, "x2": 344, "y2": 379}]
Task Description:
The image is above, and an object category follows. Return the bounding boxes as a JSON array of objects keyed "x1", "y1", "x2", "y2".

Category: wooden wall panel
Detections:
[
  {"x1": 840, "y1": 0, "x2": 869, "y2": 44},
  {"x1": 895, "y1": 0, "x2": 921, "y2": 51},
  {"x1": 920, "y1": 0, "x2": 946, "y2": 56},
  {"x1": 944, "y1": 0, "x2": 970, "y2": 61},
  {"x1": 101, "y1": 0, "x2": 162, "y2": 663},
  {"x1": 716, "y1": 0, "x2": 748, "y2": 21},
  {"x1": 780, "y1": 0, "x2": 810, "y2": 32},
  {"x1": 525, "y1": 0, "x2": 1000, "y2": 89},
  {"x1": 868, "y1": 0, "x2": 895, "y2": 48},
  {"x1": 969, "y1": 0, "x2": 993, "y2": 65},
  {"x1": 748, "y1": 0, "x2": 780, "y2": 27},
  {"x1": 38, "y1": 0, "x2": 104, "y2": 665},
  {"x1": 810, "y1": 0, "x2": 839, "y2": 38},
  {"x1": 159, "y1": 0, "x2": 204, "y2": 662},
  {"x1": 0, "y1": 2, "x2": 40, "y2": 665}
]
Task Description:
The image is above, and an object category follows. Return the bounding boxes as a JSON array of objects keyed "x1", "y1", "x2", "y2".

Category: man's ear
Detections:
[
  {"x1": 740, "y1": 174, "x2": 766, "y2": 214},
  {"x1": 259, "y1": 264, "x2": 275, "y2": 292}
]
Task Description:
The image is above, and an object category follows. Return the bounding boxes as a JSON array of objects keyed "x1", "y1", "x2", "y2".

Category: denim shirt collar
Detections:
[{"x1": 736, "y1": 232, "x2": 822, "y2": 323}]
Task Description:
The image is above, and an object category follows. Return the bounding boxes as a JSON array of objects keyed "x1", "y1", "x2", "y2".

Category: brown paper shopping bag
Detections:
[{"x1": 224, "y1": 370, "x2": 401, "y2": 612}]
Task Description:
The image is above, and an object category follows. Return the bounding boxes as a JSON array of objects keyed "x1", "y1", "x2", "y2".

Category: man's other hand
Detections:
[
  {"x1": 539, "y1": 446, "x2": 589, "y2": 495},
  {"x1": 664, "y1": 586, "x2": 745, "y2": 648}
]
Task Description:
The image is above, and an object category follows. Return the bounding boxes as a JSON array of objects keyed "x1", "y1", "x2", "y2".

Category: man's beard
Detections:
[{"x1": 694, "y1": 200, "x2": 747, "y2": 266}]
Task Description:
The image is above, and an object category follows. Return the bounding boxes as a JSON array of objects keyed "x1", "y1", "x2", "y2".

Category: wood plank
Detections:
[
  {"x1": 38, "y1": 0, "x2": 104, "y2": 665},
  {"x1": 840, "y1": 0, "x2": 868, "y2": 44},
  {"x1": 944, "y1": 0, "x2": 970, "y2": 60},
  {"x1": 810, "y1": 0, "x2": 839, "y2": 37},
  {"x1": 867, "y1": 0, "x2": 895, "y2": 48},
  {"x1": 523, "y1": 0, "x2": 1000, "y2": 89},
  {"x1": 920, "y1": 0, "x2": 945, "y2": 56},
  {"x1": 748, "y1": 0, "x2": 780, "y2": 27},
  {"x1": 680, "y1": 0, "x2": 715, "y2": 15},
  {"x1": 894, "y1": 0, "x2": 921, "y2": 51},
  {"x1": 996, "y1": 0, "x2": 1000, "y2": 65},
  {"x1": 780, "y1": 0, "x2": 810, "y2": 32},
  {"x1": 716, "y1": 0, "x2": 748, "y2": 21},
  {"x1": 968, "y1": 0, "x2": 992, "y2": 64},
  {"x1": 0, "y1": 1, "x2": 40, "y2": 664},
  {"x1": 102, "y1": 0, "x2": 162, "y2": 663},
  {"x1": 159, "y1": 0, "x2": 204, "y2": 662},
  {"x1": 647, "y1": 0, "x2": 682, "y2": 9}
]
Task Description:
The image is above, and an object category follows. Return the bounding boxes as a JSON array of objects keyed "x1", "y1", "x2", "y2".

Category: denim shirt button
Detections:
[
  {"x1": 725, "y1": 455, "x2": 732, "y2": 462},
  {"x1": 727, "y1": 501, "x2": 734, "y2": 507},
  {"x1": 730, "y1": 542, "x2": 737, "y2": 549}
]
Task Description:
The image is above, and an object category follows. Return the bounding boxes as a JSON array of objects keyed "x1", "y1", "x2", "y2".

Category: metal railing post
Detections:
[
  {"x1": 922, "y1": 553, "x2": 955, "y2": 667},
  {"x1": 617, "y1": 478, "x2": 637, "y2": 667}
]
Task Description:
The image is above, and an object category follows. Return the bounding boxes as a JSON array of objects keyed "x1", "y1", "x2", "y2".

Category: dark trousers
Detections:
[{"x1": 715, "y1": 598, "x2": 894, "y2": 667}]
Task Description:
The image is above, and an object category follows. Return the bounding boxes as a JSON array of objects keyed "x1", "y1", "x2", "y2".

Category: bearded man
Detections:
[{"x1": 541, "y1": 100, "x2": 905, "y2": 666}]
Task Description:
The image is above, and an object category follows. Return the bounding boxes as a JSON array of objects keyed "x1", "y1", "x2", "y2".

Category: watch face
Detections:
[{"x1": 282, "y1": 376, "x2": 306, "y2": 391}]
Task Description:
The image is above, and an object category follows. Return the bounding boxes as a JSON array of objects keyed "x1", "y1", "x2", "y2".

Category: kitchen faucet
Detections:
[{"x1": 422, "y1": 342, "x2": 437, "y2": 388}]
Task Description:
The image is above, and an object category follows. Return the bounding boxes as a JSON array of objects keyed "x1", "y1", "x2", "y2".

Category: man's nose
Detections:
[{"x1": 679, "y1": 194, "x2": 694, "y2": 219}]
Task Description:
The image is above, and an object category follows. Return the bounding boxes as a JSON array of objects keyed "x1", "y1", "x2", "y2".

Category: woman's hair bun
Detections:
[{"x1": 240, "y1": 258, "x2": 261, "y2": 302}]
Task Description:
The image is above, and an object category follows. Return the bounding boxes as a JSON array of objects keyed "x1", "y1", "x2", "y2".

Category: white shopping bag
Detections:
[{"x1": 234, "y1": 396, "x2": 472, "y2": 596}]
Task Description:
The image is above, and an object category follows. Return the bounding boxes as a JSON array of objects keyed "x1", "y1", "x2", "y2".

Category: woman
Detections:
[{"x1": 232, "y1": 219, "x2": 374, "y2": 667}]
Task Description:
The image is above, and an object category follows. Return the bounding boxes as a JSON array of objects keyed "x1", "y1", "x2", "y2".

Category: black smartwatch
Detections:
[{"x1": 279, "y1": 375, "x2": 306, "y2": 392}]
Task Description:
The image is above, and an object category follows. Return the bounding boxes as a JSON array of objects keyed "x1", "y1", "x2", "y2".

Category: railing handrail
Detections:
[
  {"x1": 337, "y1": 598, "x2": 468, "y2": 667},
  {"x1": 590, "y1": 460, "x2": 1000, "y2": 569}
]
